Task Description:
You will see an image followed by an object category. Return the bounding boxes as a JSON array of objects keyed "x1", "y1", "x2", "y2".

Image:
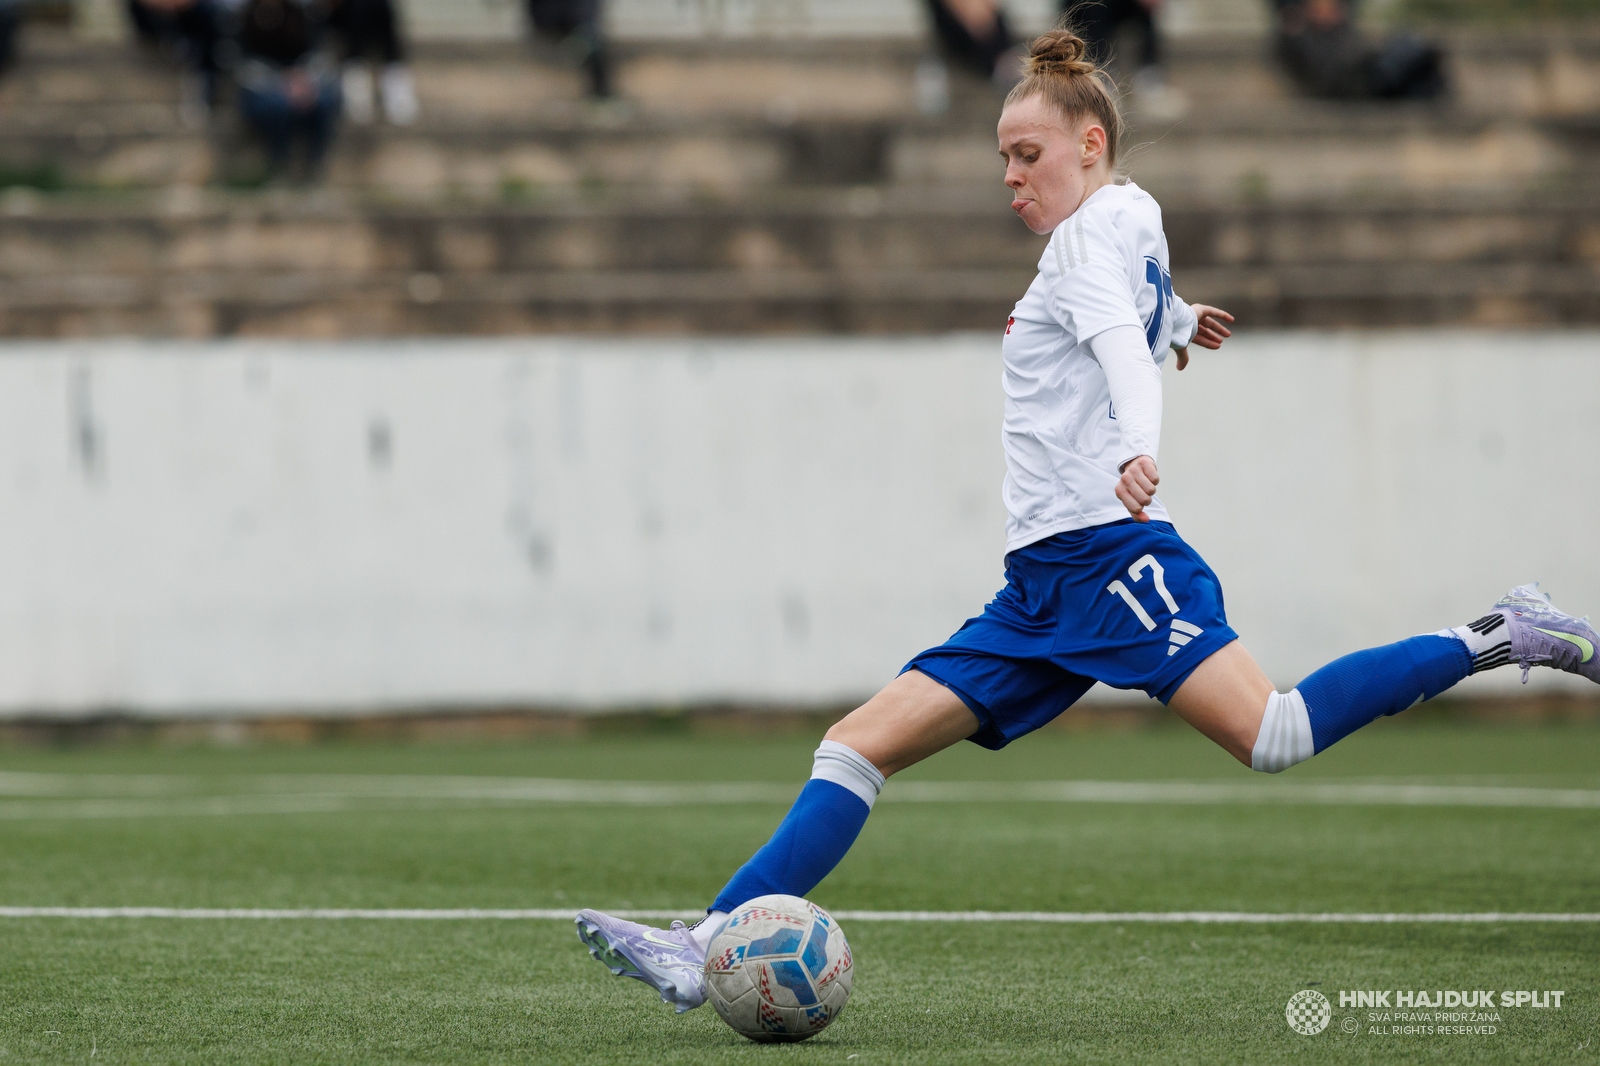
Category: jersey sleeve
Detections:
[
  {"x1": 1090, "y1": 323, "x2": 1162, "y2": 467},
  {"x1": 1042, "y1": 209, "x2": 1142, "y2": 343},
  {"x1": 1169, "y1": 293, "x2": 1198, "y2": 348}
]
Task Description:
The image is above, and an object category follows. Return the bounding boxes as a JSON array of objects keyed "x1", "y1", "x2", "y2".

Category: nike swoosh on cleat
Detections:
[
  {"x1": 642, "y1": 929, "x2": 684, "y2": 948},
  {"x1": 1534, "y1": 627, "x2": 1594, "y2": 663}
]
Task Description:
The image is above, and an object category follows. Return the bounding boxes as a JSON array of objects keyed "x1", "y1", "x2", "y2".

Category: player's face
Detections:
[{"x1": 997, "y1": 96, "x2": 1102, "y2": 235}]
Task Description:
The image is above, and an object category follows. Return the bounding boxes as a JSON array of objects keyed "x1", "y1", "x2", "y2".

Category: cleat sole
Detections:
[{"x1": 576, "y1": 918, "x2": 645, "y2": 979}]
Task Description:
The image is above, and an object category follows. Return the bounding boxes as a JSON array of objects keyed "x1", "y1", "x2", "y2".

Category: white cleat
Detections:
[
  {"x1": 575, "y1": 909, "x2": 707, "y2": 1013},
  {"x1": 1489, "y1": 583, "x2": 1600, "y2": 684}
]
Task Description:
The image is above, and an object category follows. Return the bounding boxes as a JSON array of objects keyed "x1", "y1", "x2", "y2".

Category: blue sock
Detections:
[
  {"x1": 711, "y1": 779, "x2": 870, "y2": 913},
  {"x1": 1297, "y1": 634, "x2": 1472, "y2": 753}
]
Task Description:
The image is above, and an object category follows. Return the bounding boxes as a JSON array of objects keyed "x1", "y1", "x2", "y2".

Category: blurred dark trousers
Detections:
[
  {"x1": 0, "y1": 1, "x2": 18, "y2": 78},
  {"x1": 1072, "y1": 0, "x2": 1159, "y2": 70},
  {"x1": 1366, "y1": 33, "x2": 1444, "y2": 98},
  {"x1": 1276, "y1": 26, "x2": 1444, "y2": 99},
  {"x1": 924, "y1": 0, "x2": 1015, "y2": 81},
  {"x1": 238, "y1": 80, "x2": 341, "y2": 174},
  {"x1": 526, "y1": 0, "x2": 610, "y2": 97},
  {"x1": 125, "y1": 0, "x2": 225, "y2": 96},
  {"x1": 327, "y1": 0, "x2": 405, "y2": 65}
]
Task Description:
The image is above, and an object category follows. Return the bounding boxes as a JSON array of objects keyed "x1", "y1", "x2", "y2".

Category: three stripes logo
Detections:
[
  {"x1": 1169, "y1": 618, "x2": 1202, "y2": 657},
  {"x1": 1465, "y1": 613, "x2": 1512, "y2": 674}
]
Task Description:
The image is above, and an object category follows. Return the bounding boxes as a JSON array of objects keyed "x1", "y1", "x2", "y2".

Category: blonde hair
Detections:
[{"x1": 1003, "y1": 29, "x2": 1124, "y2": 169}]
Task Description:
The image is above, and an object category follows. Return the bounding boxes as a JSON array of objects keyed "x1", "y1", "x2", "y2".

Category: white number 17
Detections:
[{"x1": 1105, "y1": 554, "x2": 1180, "y2": 631}]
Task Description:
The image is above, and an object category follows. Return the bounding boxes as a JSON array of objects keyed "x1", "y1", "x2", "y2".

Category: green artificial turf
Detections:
[{"x1": 0, "y1": 719, "x2": 1594, "y2": 1063}]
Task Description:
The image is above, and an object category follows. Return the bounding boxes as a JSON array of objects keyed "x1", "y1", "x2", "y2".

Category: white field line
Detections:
[
  {"x1": 0, "y1": 775, "x2": 1596, "y2": 818},
  {"x1": 0, "y1": 907, "x2": 1595, "y2": 923},
  {"x1": 890, "y1": 781, "x2": 1600, "y2": 808}
]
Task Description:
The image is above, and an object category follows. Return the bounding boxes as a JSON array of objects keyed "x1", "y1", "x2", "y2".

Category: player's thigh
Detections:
[
  {"x1": 1165, "y1": 639, "x2": 1275, "y2": 765},
  {"x1": 824, "y1": 669, "x2": 978, "y2": 778}
]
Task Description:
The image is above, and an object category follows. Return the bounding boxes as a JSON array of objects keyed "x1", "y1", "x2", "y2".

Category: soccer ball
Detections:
[{"x1": 703, "y1": 894, "x2": 852, "y2": 1042}]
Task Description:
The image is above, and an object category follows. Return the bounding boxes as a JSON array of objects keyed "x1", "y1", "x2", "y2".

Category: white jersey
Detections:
[{"x1": 1000, "y1": 181, "x2": 1196, "y2": 553}]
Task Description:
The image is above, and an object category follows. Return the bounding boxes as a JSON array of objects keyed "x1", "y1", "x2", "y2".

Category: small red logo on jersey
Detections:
[{"x1": 1005, "y1": 316, "x2": 1015, "y2": 335}]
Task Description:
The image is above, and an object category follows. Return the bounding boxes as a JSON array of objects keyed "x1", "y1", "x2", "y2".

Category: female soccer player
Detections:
[{"x1": 576, "y1": 29, "x2": 1600, "y2": 1012}]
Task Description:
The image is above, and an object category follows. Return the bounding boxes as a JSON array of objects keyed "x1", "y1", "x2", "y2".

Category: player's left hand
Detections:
[
  {"x1": 1116, "y1": 455, "x2": 1159, "y2": 523},
  {"x1": 1190, "y1": 304, "x2": 1234, "y2": 352}
]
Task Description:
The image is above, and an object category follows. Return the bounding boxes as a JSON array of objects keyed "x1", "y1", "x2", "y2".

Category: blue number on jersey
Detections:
[{"x1": 1142, "y1": 257, "x2": 1173, "y2": 354}]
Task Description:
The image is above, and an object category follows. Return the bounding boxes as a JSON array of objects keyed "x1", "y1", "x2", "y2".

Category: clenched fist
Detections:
[{"x1": 1117, "y1": 455, "x2": 1160, "y2": 522}]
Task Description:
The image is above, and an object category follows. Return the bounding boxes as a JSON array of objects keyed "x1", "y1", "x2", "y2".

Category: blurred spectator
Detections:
[
  {"x1": 923, "y1": 0, "x2": 1022, "y2": 89},
  {"x1": 1074, "y1": 0, "x2": 1187, "y2": 119},
  {"x1": 0, "y1": 1, "x2": 18, "y2": 80},
  {"x1": 236, "y1": 0, "x2": 340, "y2": 181},
  {"x1": 125, "y1": 0, "x2": 227, "y2": 123},
  {"x1": 1274, "y1": 0, "x2": 1445, "y2": 99},
  {"x1": 526, "y1": 0, "x2": 610, "y2": 99},
  {"x1": 325, "y1": 0, "x2": 418, "y2": 125}
]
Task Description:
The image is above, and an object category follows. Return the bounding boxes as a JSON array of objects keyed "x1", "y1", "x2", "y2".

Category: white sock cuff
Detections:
[
  {"x1": 1438, "y1": 616, "x2": 1512, "y2": 675},
  {"x1": 689, "y1": 911, "x2": 729, "y2": 953},
  {"x1": 811, "y1": 740, "x2": 886, "y2": 809},
  {"x1": 1251, "y1": 689, "x2": 1315, "y2": 774}
]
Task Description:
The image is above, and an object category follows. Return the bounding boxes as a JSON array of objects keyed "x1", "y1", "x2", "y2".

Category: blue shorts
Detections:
[{"x1": 904, "y1": 519, "x2": 1238, "y2": 750}]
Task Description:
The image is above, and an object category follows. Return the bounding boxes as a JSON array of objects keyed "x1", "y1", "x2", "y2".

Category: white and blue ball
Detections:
[{"x1": 703, "y1": 894, "x2": 852, "y2": 1042}]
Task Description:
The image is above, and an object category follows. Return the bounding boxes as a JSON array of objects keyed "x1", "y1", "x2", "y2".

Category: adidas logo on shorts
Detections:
[{"x1": 1169, "y1": 618, "x2": 1203, "y2": 656}]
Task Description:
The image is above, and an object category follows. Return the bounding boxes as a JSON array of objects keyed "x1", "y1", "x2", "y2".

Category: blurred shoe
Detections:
[
  {"x1": 1492, "y1": 583, "x2": 1600, "y2": 684},
  {"x1": 381, "y1": 64, "x2": 419, "y2": 126},
  {"x1": 342, "y1": 63, "x2": 375, "y2": 125},
  {"x1": 576, "y1": 909, "x2": 707, "y2": 1012},
  {"x1": 1131, "y1": 65, "x2": 1190, "y2": 123}
]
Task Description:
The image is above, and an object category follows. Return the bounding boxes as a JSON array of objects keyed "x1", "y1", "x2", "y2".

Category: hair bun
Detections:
[{"x1": 1026, "y1": 30, "x2": 1094, "y2": 77}]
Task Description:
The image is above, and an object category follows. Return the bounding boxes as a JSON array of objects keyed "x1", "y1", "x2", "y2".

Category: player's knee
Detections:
[
  {"x1": 822, "y1": 719, "x2": 895, "y2": 781},
  {"x1": 810, "y1": 738, "x2": 887, "y2": 809},
  {"x1": 821, "y1": 716, "x2": 867, "y2": 756}
]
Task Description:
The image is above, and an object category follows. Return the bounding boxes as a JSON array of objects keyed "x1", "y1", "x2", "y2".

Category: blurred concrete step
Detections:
[
  {"x1": 6, "y1": 107, "x2": 1597, "y2": 201},
  {"x1": 0, "y1": 117, "x2": 937, "y2": 193},
  {"x1": 0, "y1": 258, "x2": 1595, "y2": 335},
  {"x1": 1158, "y1": 33, "x2": 1600, "y2": 119},
  {"x1": 0, "y1": 267, "x2": 1035, "y2": 335},
  {"x1": 0, "y1": 194, "x2": 1038, "y2": 275},
  {"x1": 1164, "y1": 200, "x2": 1600, "y2": 268},
  {"x1": 14, "y1": 30, "x2": 1600, "y2": 120},
  {"x1": 915, "y1": 114, "x2": 1600, "y2": 204},
  {"x1": 1181, "y1": 261, "x2": 1600, "y2": 327},
  {"x1": 3, "y1": 35, "x2": 948, "y2": 120},
  {"x1": 6, "y1": 193, "x2": 1600, "y2": 275},
  {"x1": 0, "y1": 39, "x2": 180, "y2": 108}
]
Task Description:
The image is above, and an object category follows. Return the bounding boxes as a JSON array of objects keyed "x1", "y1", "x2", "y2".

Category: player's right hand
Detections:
[{"x1": 1117, "y1": 455, "x2": 1159, "y2": 523}]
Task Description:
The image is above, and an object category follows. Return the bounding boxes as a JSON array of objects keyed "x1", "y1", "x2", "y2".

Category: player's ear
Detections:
[{"x1": 1080, "y1": 122, "x2": 1107, "y2": 168}]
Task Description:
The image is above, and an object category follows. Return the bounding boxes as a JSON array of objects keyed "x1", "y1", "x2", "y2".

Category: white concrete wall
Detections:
[{"x1": 0, "y1": 332, "x2": 1593, "y2": 717}]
